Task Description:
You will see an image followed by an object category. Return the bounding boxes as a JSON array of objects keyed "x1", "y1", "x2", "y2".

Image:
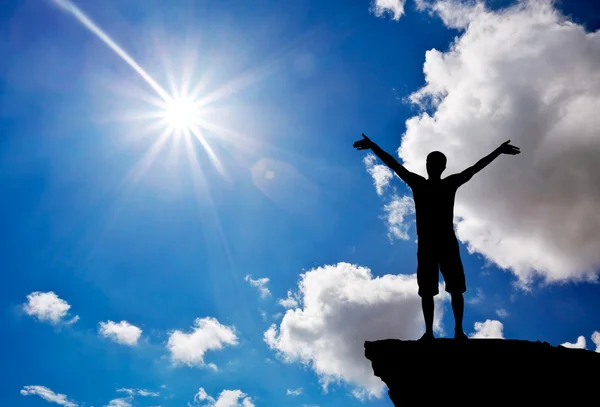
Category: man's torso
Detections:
[{"x1": 411, "y1": 177, "x2": 459, "y2": 237}]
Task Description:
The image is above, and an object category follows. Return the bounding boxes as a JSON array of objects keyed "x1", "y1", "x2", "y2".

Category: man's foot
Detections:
[
  {"x1": 454, "y1": 330, "x2": 468, "y2": 340},
  {"x1": 418, "y1": 331, "x2": 435, "y2": 342}
]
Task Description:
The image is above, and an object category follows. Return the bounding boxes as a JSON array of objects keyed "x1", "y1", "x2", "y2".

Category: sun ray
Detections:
[
  {"x1": 189, "y1": 127, "x2": 226, "y2": 178},
  {"x1": 51, "y1": 0, "x2": 172, "y2": 103},
  {"x1": 120, "y1": 128, "x2": 173, "y2": 188},
  {"x1": 183, "y1": 133, "x2": 235, "y2": 273}
]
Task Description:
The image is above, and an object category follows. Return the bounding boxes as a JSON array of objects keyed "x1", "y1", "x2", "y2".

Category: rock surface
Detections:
[{"x1": 365, "y1": 338, "x2": 599, "y2": 405}]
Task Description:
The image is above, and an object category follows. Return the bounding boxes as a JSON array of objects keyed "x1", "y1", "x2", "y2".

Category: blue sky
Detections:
[{"x1": 2, "y1": 0, "x2": 600, "y2": 406}]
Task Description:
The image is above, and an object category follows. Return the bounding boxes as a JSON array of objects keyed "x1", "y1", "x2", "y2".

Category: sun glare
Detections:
[{"x1": 163, "y1": 97, "x2": 199, "y2": 132}]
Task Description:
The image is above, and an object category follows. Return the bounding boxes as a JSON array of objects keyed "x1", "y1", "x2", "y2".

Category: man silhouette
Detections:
[{"x1": 354, "y1": 134, "x2": 520, "y2": 340}]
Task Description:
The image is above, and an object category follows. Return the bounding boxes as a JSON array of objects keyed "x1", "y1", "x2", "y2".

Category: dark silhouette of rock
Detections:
[{"x1": 365, "y1": 338, "x2": 599, "y2": 405}]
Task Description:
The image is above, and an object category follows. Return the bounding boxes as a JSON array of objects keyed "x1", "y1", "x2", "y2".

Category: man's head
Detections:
[{"x1": 426, "y1": 151, "x2": 447, "y2": 178}]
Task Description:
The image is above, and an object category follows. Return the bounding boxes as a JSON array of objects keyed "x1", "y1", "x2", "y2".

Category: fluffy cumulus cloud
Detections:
[
  {"x1": 20, "y1": 385, "x2": 77, "y2": 407},
  {"x1": 22, "y1": 291, "x2": 79, "y2": 325},
  {"x1": 592, "y1": 331, "x2": 600, "y2": 352},
  {"x1": 369, "y1": 0, "x2": 600, "y2": 286},
  {"x1": 469, "y1": 320, "x2": 504, "y2": 339},
  {"x1": 286, "y1": 388, "x2": 303, "y2": 396},
  {"x1": 192, "y1": 388, "x2": 255, "y2": 407},
  {"x1": 370, "y1": 0, "x2": 407, "y2": 21},
  {"x1": 265, "y1": 262, "x2": 448, "y2": 399},
  {"x1": 244, "y1": 275, "x2": 271, "y2": 298},
  {"x1": 167, "y1": 317, "x2": 238, "y2": 369},
  {"x1": 99, "y1": 321, "x2": 142, "y2": 346},
  {"x1": 561, "y1": 335, "x2": 586, "y2": 349}
]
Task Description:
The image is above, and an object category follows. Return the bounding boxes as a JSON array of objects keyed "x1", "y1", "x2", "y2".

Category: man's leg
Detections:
[
  {"x1": 416, "y1": 237, "x2": 438, "y2": 341},
  {"x1": 451, "y1": 293, "x2": 467, "y2": 339},
  {"x1": 440, "y1": 232, "x2": 468, "y2": 339},
  {"x1": 421, "y1": 296, "x2": 435, "y2": 339}
]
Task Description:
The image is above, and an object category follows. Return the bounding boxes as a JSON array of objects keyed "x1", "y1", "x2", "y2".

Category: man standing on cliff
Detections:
[{"x1": 354, "y1": 134, "x2": 520, "y2": 340}]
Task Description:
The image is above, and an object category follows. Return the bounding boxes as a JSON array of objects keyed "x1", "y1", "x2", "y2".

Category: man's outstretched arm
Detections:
[
  {"x1": 451, "y1": 140, "x2": 520, "y2": 186},
  {"x1": 353, "y1": 133, "x2": 421, "y2": 186}
]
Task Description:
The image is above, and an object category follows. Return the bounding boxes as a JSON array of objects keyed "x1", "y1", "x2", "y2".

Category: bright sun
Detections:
[{"x1": 163, "y1": 97, "x2": 199, "y2": 132}]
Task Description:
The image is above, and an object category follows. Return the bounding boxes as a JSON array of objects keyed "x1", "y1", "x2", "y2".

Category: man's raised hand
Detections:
[
  {"x1": 353, "y1": 133, "x2": 374, "y2": 150},
  {"x1": 498, "y1": 140, "x2": 520, "y2": 155}
]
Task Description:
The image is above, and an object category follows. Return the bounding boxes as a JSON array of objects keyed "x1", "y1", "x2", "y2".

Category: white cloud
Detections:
[
  {"x1": 99, "y1": 321, "x2": 142, "y2": 346},
  {"x1": 137, "y1": 389, "x2": 159, "y2": 397},
  {"x1": 194, "y1": 388, "x2": 215, "y2": 403},
  {"x1": 105, "y1": 398, "x2": 131, "y2": 407},
  {"x1": 116, "y1": 389, "x2": 135, "y2": 396},
  {"x1": 591, "y1": 331, "x2": 600, "y2": 352},
  {"x1": 469, "y1": 320, "x2": 504, "y2": 339},
  {"x1": 22, "y1": 291, "x2": 78, "y2": 325},
  {"x1": 278, "y1": 290, "x2": 299, "y2": 309},
  {"x1": 364, "y1": 154, "x2": 394, "y2": 196},
  {"x1": 116, "y1": 388, "x2": 159, "y2": 397},
  {"x1": 20, "y1": 386, "x2": 77, "y2": 407},
  {"x1": 374, "y1": 0, "x2": 600, "y2": 286},
  {"x1": 467, "y1": 288, "x2": 484, "y2": 305},
  {"x1": 362, "y1": 156, "x2": 416, "y2": 241},
  {"x1": 167, "y1": 317, "x2": 238, "y2": 368},
  {"x1": 495, "y1": 308, "x2": 509, "y2": 318},
  {"x1": 244, "y1": 275, "x2": 271, "y2": 299},
  {"x1": 561, "y1": 335, "x2": 586, "y2": 349},
  {"x1": 192, "y1": 388, "x2": 255, "y2": 407},
  {"x1": 415, "y1": 0, "x2": 486, "y2": 29},
  {"x1": 286, "y1": 388, "x2": 303, "y2": 396},
  {"x1": 370, "y1": 0, "x2": 407, "y2": 21},
  {"x1": 264, "y1": 262, "x2": 448, "y2": 399},
  {"x1": 382, "y1": 195, "x2": 415, "y2": 241}
]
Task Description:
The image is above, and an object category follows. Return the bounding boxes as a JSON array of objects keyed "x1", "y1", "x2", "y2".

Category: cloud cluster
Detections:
[
  {"x1": 265, "y1": 262, "x2": 448, "y2": 399},
  {"x1": 99, "y1": 321, "x2": 143, "y2": 346},
  {"x1": 167, "y1": 317, "x2": 238, "y2": 369},
  {"x1": 22, "y1": 291, "x2": 79, "y2": 325},
  {"x1": 20, "y1": 290, "x2": 238, "y2": 372},
  {"x1": 368, "y1": 0, "x2": 600, "y2": 286},
  {"x1": 469, "y1": 320, "x2": 504, "y2": 339},
  {"x1": 192, "y1": 388, "x2": 255, "y2": 407},
  {"x1": 20, "y1": 385, "x2": 78, "y2": 407}
]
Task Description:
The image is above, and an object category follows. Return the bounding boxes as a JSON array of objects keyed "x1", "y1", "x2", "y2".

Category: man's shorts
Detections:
[{"x1": 416, "y1": 231, "x2": 466, "y2": 297}]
